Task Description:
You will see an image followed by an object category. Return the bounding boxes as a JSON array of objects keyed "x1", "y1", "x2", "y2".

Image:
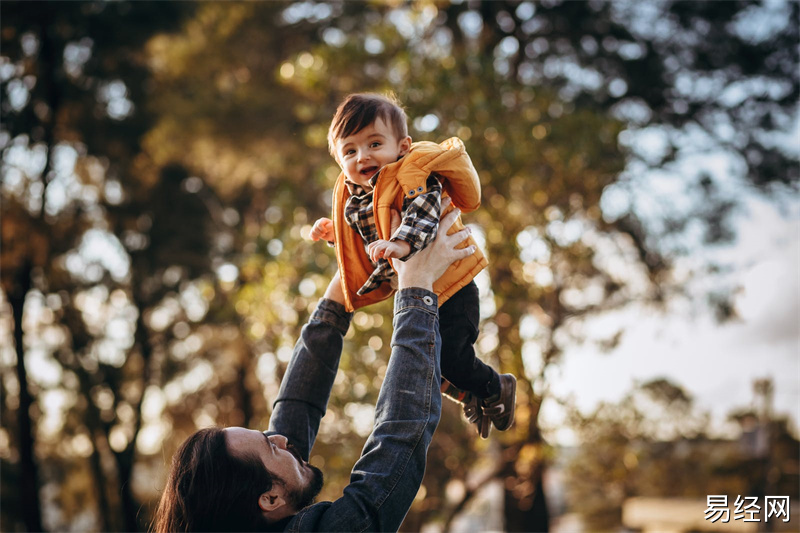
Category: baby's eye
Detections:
[{"x1": 370, "y1": 142, "x2": 381, "y2": 148}]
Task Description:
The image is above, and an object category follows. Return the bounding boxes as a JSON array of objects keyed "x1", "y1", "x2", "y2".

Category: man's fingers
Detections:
[
  {"x1": 438, "y1": 207, "x2": 461, "y2": 235},
  {"x1": 445, "y1": 227, "x2": 471, "y2": 244},
  {"x1": 454, "y1": 244, "x2": 476, "y2": 260}
]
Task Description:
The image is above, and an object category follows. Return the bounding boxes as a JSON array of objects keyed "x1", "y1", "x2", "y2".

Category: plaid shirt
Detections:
[{"x1": 344, "y1": 172, "x2": 443, "y2": 295}]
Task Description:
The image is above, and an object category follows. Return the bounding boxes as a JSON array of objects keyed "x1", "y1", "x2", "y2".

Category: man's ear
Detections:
[
  {"x1": 258, "y1": 488, "x2": 288, "y2": 518},
  {"x1": 398, "y1": 136, "x2": 412, "y2": 157}
]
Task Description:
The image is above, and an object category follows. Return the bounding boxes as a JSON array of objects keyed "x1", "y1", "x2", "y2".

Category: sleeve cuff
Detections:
[
  {"x1": 394, "y1": 288, "x2": 438, "y2": 316},
  {"x1": 312, "y1": 298, "x2": 353, "y2": 334}
]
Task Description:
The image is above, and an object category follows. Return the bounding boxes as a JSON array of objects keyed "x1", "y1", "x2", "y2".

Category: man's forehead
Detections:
[{"x1": 224, "y1": 427, "x2": 255, "y2": 443}]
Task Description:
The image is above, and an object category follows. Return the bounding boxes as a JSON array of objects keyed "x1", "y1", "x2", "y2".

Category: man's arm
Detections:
[
  {"x1": 267, "y1": 274, "x2": 351, "y2": 460},
  {"x1": 307, "y1": 287, "x2": 441, "y2": 532}
]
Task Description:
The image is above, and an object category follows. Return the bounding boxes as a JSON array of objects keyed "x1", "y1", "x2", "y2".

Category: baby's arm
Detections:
[
  {"x1": 310, "y1": 217, "x2": 335, "y2": 242},
  {"x1": 383, "y1": 174, "x2": 443, "y2": 260},
  {"x1": 367, "y1": 175, "x2": 444, "y2": 263}
]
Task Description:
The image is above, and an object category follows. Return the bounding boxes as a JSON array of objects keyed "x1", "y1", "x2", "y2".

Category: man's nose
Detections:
[{"x1": 271, "y1": 434, "x2": 289, "y2": 449}]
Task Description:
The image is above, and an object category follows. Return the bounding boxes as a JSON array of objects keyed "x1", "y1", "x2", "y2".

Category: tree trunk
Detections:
[
  {"x1": 503, "y1": 456, "x2": 550, "y2": 532},
  {"x1": 110, "y1": 300, "x2": 157, "y2": 532},
  {"x1": 87, "y1": 432, "x2": 113, "y2": 532},
  {"x1": 115, "y1": 449, "x2": 141, "y2": 532},
  {"x1": 11, "y1": 261, "x2": 44, "y2": 532},
  {"x1": 7, "y1": 15, "x2": 61, "y2": 530}
]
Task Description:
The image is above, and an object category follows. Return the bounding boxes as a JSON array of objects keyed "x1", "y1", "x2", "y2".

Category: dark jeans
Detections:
[{"x1": 439, "y1": 280, "x2": 499, "y2": 399}]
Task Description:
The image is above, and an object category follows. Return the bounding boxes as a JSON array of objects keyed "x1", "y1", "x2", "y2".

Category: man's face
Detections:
[
  {"x1": 335, "y1": 117, "x2": 411, "y2": 188},
  {"x1": 224, "y1": 427, "x2": 323, "y2": 512}
]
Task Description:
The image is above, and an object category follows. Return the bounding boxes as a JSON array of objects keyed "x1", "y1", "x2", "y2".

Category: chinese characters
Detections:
[{"x1": 705, "y1": 495, "x2": 791, "y2": 524}]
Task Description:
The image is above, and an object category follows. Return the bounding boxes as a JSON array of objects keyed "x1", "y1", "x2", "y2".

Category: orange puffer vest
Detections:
[{"x1": 332, "y1": 137, "x2": 487, "y2": 312}]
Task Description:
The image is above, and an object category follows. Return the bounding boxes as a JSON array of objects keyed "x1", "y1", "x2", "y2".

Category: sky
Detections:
[{"x1": 543, "y1": 191, "x2": 800, "y2": 441}]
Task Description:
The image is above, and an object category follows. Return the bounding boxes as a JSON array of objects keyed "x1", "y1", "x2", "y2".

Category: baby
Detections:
[{"x1": 310, "y1": 93, "x2": 515, "y2": 438}]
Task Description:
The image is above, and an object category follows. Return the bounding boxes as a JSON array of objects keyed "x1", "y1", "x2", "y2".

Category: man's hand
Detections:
[
  {"x1": 393, "y1": 197, "x2": 475, "y2": 291},
  {"x1": 310, "y1": 217, "x2": 334, "y2": 242},
  {"x1": 367, "y1": 239, "x2": 411, "y2": 262}
]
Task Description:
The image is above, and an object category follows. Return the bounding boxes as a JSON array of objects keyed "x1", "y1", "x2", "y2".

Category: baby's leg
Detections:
[
  {"x1": 440, "y1": 280, "x2": 517, "y2": 436},
  {"x1": 439, "y1": 280, "x2": 500, "y2": 399}
]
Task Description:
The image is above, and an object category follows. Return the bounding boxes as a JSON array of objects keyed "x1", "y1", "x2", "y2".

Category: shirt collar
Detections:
[{"x1": 344, "y1": 169, "x2": 381, "y2": 196}]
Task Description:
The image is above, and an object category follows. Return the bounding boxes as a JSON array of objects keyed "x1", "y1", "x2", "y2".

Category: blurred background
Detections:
[{"x1": 1, "y1": 1, "x2": 798, "y2": 532}]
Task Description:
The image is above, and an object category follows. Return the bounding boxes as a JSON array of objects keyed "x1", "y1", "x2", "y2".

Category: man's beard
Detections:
[{"x1": 287, "y1": 463, "x2": 324, "y2": 511}]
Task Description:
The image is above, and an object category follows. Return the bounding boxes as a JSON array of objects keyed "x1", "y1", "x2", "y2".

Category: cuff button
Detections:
[{"x1": 423, "y1": 296, "x2": 434, "y2": 306}]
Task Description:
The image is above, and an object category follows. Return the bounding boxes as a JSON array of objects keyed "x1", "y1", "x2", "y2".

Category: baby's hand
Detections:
[
  {"x1": 367, "y1": 239, "x2": 411, "y2": 262},
  {"x1": 310, "y1": 217, "x2": 334, "y2": 242}
]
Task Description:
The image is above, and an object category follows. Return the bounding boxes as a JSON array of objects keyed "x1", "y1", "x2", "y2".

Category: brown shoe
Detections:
[{"x1": 482, "y1": 374, "x2": 516, "y2": 431}]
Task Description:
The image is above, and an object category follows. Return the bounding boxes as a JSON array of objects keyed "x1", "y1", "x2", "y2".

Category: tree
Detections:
[
  {"x1": 1, "y1": 2, "x2": 194, "y2": 530},
  {"x1": 564, "y1": 378, "x2": 800, "y2": 531}
]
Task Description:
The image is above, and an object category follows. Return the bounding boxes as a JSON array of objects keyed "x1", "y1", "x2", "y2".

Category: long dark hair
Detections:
[{"x1": 152, "y1": 427, "x2": 276, "y2": 532}]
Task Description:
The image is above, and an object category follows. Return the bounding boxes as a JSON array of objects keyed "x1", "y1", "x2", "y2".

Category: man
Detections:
[{"x1": 153, "y1": 201, "x2": 476, "y2": 532}]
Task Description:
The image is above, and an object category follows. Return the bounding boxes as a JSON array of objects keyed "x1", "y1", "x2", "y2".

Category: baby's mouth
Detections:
[{"x1": 360, "y1": 166, "x2": 378, "y2": 176}]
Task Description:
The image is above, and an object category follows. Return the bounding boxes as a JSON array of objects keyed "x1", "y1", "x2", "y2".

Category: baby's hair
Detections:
[{"x1": 328, "y1": 93, "x2": 409, "y2": 156}]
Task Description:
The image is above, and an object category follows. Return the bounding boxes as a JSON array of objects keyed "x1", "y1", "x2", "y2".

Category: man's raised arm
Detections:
[{"x1": 267, "y1": 273, "x2": 351, "y2": 460}]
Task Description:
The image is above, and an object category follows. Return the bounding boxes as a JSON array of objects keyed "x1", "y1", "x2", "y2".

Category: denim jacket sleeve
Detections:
[
  {"x1": 286, "y1": 288, "x2": 442, "y2": 533},
  {"x1": 267, "y1": 298, "x2": 353, "y2": 460}
]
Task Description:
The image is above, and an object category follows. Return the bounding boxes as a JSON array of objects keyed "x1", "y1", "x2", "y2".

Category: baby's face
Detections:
[{"x1": 334, "y1": 117, "x2": 411, "y2": 188}]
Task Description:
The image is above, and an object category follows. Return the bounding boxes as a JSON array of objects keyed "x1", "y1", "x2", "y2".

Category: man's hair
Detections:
[
  {"x1": 152, "y1": 427, "x2": 276, "y2": 533},
  {"x1": 327, "y1": 93, "x2": 408, "y2": 156}
]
